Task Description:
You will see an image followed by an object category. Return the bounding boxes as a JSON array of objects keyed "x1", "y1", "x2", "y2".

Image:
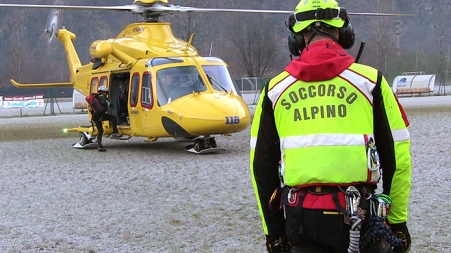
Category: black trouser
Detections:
[
  {"x1": 286, "y1": 206, "x2": 349, "y2": 253},
  {"x1": 286, "y1": 207, "x2": 384, "y2": 253},
  {"x1": 93, "y1": 114, "x2": 119, "y2": 148}
]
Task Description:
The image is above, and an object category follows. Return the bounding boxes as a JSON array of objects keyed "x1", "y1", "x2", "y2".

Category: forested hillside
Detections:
[{"x1": 0, "y1": 0, "x2": 450, "y2": 88}]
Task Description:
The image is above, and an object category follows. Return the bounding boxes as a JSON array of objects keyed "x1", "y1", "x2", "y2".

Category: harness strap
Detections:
[
  {"x1": 291, "y1": 190, "x2": 307, "y2": 235},
  {"x1": 332, "y1": 191, "x2": 348, "y2": 214}
]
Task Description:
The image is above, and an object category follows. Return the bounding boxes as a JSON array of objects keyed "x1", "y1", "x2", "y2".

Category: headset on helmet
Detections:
[
  {"x1": 287, "y1": 0, "x2": 355, "y2": 56},
  {"x1": 98, "y1": 85, "x2": 109, "y2": 92}
]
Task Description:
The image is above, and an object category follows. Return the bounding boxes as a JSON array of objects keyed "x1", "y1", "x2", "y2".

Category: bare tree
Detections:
[
  {"x1": 226, "y1": 14, "x2": 280, "y2": 77},
  {"x1": 364, "y1": 0, "x2": 397, "y2": 71},
  {"x1": 428, "y1": 0, "x2": 451, "y2": 77},
  {"x1": 2, "y1": 23, "x2": 29, "y2": 84},
  {"x1": 163, "y1": 0, "x2": 226, "y2": 55}
]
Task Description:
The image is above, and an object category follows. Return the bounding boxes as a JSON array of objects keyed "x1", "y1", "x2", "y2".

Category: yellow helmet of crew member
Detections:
[{"x1": 292, "y1": 0, "x2": 345, "y2": 33}]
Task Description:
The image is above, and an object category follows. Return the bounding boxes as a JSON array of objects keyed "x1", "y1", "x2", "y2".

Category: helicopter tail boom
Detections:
[
  {"x1": 57, "y1": 29, "x2": 82, "y2": 76},
  {"x1": 11, "y1": 79, "x2": 74, "y2": 88}
]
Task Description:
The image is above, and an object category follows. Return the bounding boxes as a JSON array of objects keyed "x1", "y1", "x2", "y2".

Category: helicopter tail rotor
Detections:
[{"x1": 44, "y1": 9, "x2": 61, "y2": 43}]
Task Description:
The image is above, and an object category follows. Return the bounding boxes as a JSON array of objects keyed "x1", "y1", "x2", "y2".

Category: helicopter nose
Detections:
[
  {"x1": 169, "y1": 93, "x2": 251, "y2": 135},
  {"x1": 209, "y1": 94, "x2": 251, "y2": 133}
]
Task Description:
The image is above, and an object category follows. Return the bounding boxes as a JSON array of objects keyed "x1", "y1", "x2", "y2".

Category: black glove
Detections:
[
  {"x1": 266, "y1": 235, "x2": 291, "y2": 253},
  {"x1": 389, "y1": 222, "x2": 411, "y2": 253}
]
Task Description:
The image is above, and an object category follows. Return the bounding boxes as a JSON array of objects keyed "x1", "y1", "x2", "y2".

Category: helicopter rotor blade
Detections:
[
  {"x1": 151, "y1": 6, "x2": 416, "y2": 16},
  {"x1": 347, "y1": 12, "x2": 416, "y2": 17},
  {"x1": 0, "y1": 3, "x2": 416, "y2": 17},
  {"x1": 44, "y1": 9, "x2": 61, "y2": 43},
  {"x1": 0, "y1": 4, "x2": 135, "y2": 12},
  {"x1": 150, "y1": 6, "x2": 293, "y2": 14}
]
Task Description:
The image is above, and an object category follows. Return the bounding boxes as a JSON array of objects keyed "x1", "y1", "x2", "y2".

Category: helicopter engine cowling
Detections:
[{"x1": 89, "y1": 40, "x2": 113, "y2": 59}]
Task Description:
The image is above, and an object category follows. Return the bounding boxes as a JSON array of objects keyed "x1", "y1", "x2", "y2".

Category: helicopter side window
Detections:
[
  {"x1": 90, "y1": 77, "x2": 99, "y2": 94},
  {"x1": 130, "y1": 72, "x2": 140, "y2": 107},
  {"x1": 142, "y1": 72, "x2": 153, "y2": 108},
  {"x1": 100, "y1": 76, "x2": 108, "y2": 87}
]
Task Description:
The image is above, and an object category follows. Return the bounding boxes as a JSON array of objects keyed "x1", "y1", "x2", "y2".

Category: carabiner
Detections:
[{"x1": 287, "y1": 188, "x2": 298, "y2": 205}]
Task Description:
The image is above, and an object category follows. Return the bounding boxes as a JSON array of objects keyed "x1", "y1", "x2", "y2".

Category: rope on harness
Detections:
[
  {"x1": 361, "y1": 216, "x2": 404, "y2": 248},
  {"x1": 361, "y1": 194, "x2": 404, "y2": 248},
  {"x1": 346, "y1": 186, "x2": 364, "y2": 253}
]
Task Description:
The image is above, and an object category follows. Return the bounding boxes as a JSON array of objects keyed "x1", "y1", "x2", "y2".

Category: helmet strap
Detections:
[
  {"x1": 311, "y1": 26, "x2": 339, "y2": 44},
  {"x1": 305, "y1": 32, "x2": 319, "y2": 45}
]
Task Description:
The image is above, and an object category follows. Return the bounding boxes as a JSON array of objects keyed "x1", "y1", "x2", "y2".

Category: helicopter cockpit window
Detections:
[
  {"x1": 202, "y1": 65, "x2": 238, "y2": 94},
  {"x1": 156, "y1": 66, "x2": 206, "y2": 106}
]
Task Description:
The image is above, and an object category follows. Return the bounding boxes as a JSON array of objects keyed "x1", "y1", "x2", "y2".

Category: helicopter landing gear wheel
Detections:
[
  {"x1": 185, "y1": 136, "x2": 225, "y2": 154},
  {"x1": 194, "y1": 139, "x2": 206, "y2": 152},
  {"x1": 207, "y1": 137, "x2": 217, "y2": 148}
]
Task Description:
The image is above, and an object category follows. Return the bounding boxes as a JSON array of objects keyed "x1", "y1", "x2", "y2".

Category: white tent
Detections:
[{"x1": 392, "y1": 74, "x2": 436, "y2": 95}]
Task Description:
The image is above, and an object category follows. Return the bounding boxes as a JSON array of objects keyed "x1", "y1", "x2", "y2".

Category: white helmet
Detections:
[{"x1": 98, "y1": 86, "x2": 109, "y2": 92}]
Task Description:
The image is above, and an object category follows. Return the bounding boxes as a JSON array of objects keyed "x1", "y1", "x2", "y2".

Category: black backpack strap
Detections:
[
  {"x1": 291, "y1": 190, "x2": 307, "y2": 235},
  {"x1": 332, "y1": 191, "x2": 348, "y2": 214}
]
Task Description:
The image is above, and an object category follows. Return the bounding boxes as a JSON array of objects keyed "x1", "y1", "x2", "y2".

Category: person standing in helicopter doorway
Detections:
[
  {"x1": 92, "y1": 86, "x2": 123, "y2": 152},
  {"x1": 249, "y1": 0, "x2": 412, "y2": 252},
  {"x1": 118, "y1": 81, "x2": 129, "y2": 124}
]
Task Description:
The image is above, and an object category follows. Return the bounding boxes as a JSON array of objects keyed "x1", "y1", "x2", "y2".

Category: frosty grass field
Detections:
[{"x1": 0, "y1": 93, "x2": 450, "y2": 252}]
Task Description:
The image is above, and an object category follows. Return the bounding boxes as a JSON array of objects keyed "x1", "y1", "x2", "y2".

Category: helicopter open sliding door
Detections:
[{"x1": 109, "y1": 72, "x2": 130, "y2": 125}]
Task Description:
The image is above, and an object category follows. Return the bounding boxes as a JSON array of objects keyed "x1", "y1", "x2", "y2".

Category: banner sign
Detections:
[{"x1": 2, "y1": 94, "x2": 45, "y2": 108}]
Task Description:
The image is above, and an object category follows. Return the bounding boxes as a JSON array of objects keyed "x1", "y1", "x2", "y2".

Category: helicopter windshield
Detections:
[
  {"x1": 202, "y1": 65, "x2": 238, "y2": 94},
  {"x1": 156, "y1": 65, "x2": 239, "y2": 106},
  {"x1": 157, "y1": 66, "x2": 206, "y2": 106}
]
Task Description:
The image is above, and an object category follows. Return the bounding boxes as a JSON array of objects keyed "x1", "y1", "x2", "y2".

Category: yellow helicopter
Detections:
[{"x1": 0, "y1": 0, "x2": 413, "y2": 153}]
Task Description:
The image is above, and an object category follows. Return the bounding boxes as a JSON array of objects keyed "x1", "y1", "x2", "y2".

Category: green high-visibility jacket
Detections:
[{"x1": 250, "y1": 41, "x2": 411, "y2": 237}]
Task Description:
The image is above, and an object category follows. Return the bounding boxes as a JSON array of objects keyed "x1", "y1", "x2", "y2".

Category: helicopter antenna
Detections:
[
  {"x1": 209, "y1": 42, "x2": 213, "y2": 56},
  {"x1": 185, "y1": 33, "x2": 195, "y2": 54}
]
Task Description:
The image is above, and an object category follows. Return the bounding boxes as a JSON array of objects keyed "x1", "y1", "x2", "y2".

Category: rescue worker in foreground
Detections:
[{"x1": 250, "y1": 0, "x2": 412, "y2": 252}]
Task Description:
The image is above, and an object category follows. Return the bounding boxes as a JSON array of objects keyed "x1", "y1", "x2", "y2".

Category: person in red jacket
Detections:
[{"x1": 250, "y1": 0, "x2": 412, "y2": 252}]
